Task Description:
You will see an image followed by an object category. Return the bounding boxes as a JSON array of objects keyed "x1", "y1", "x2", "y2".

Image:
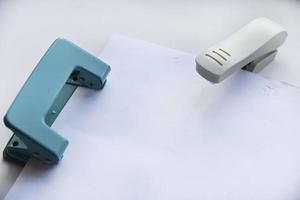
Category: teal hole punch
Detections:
[{"x1": 3, "y1": 38, "x2": 110, "y2": 165}]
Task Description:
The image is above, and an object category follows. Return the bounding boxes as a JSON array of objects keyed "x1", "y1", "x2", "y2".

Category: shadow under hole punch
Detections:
[{"x1": 3, "y1": 38, "x2": 111, "y2": 165}]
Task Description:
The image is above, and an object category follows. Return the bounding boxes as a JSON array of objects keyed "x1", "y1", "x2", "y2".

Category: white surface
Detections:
[
  {"x1": 5, "y1": 35, "x2": 300, "y2": 200},
  {"x1": 0, "y1": 0, "x2": 300, "y2": 199},
  {"x1": 196, "y1": 17, "x2": 287, "y2": 83}
]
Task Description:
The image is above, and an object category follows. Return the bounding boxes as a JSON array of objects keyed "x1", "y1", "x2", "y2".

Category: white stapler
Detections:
[{"x1": 195, "y1": 17, "x2": 287, "y2": 83}]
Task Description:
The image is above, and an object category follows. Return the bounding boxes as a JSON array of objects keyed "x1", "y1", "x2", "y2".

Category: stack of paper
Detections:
[{"x1": 5, "y1": 35, "x2": 300, "y2": 200}]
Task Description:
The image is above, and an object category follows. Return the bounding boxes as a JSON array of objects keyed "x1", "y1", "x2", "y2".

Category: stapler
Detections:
[{"x1": 195, "y1": 17, "x2": 287, "y2": 83}]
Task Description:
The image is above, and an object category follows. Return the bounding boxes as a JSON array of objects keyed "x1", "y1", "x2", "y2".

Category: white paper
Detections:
[{"x1": 5, "y1": 35, "x2": 300, "y2": 200}]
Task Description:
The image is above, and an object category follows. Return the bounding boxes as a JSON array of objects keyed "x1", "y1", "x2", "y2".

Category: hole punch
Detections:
[
  {"x1": 3, "y1": 38, "x2": 111, "y2": 165},
  {"x1": 45, "y1": 158, "x2": 51, "y2": 164},
  {"x1": 71, "y1": 70, "x2": 80, "y2": 81},
  {"x1": 196, "y1": 18, "x2": 287, "y2": 83},
  {"x1": 33, "y1": 152, "x2": 39, "y2": 157}
]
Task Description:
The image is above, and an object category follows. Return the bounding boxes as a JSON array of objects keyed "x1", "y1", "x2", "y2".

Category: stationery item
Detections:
[
  {"x1": 196, "y1": 18, "x2": 287, "y2": 83},
  {"x1": 3, "y1": 38, "x2": 110, "y2": 165},
  {"x1": 5, "y1": 35, "x2": 300, "y2": 200}
]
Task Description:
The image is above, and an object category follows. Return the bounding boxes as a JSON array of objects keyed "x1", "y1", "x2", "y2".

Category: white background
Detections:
[
  {"x1": 5, "y1": 35, "x2": 300, "y2": 200},
  {"x1": 0, "y1": 0, "x2": 299, "y2": 198}
]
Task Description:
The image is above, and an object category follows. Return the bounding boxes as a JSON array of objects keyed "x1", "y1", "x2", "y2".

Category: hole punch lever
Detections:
[
  {"x1": 3, "y1": 38, "x2": 111, "y2": 165},
  {"x1": 195, "y1": 18, "x2": 287, "y2": 83}
]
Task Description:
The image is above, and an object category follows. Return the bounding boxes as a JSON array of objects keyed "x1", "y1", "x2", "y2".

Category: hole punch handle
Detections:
[{"x1": 3, "y1": 38, "x2": 111, "y2": 165}]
